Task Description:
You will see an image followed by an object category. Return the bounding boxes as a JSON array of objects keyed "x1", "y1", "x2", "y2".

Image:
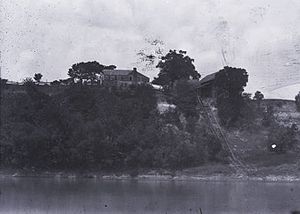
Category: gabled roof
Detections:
[
  {"x1": 102, "y1": 69, "x2": 150, "y2": 80},
  {"x1": 102, "y1": 69, "x2": 132, "y2": 76},
  {"x1": 137, "y1": 72, "x2": 150, "y2": 80},
  {"x1": 199, "y1": 72, "x2": 217, "y2": 85}
]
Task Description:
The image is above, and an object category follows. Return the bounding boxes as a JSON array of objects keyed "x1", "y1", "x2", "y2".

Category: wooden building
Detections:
[
  {"x1": 198, "y1": 72, "x2": 217, "y2": 98},
  {"x1": 102, "y1": 68, "x2": 149, "y2": 87}
]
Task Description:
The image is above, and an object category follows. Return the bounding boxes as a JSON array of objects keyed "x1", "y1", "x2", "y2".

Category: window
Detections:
[{"x1": 129, "y1": 76, "x2": 132, "y2": 81}]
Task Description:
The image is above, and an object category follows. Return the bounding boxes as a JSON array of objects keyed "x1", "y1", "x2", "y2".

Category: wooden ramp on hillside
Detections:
[{"x1": 196, "y1": 95, "x2": 255, "y2": 175}]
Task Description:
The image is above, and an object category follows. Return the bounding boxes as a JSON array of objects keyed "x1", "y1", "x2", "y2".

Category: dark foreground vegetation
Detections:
[{"x1": 0, "y1": 82, "x2": 226, "y2": 171}]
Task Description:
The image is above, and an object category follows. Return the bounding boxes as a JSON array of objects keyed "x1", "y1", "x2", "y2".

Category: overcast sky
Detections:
[{"x1": 1, "y1": 0, "x2": 300, "y2": 98}]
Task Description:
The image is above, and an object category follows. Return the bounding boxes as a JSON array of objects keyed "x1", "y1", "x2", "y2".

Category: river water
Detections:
[{"x1": 0, "y1": 177, "x2": 299, "y2": 214}]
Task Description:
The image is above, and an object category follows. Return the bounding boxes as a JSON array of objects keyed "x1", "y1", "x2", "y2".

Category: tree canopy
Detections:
[
  {"x1": 34, "y1": 73, "x2": 43, "y2": 82},
  {"x1": 254, "y1": 91, "x2": 264, "y2": 108},
  {"x1": 68, "y1": 61, "x2": 116, "y2": 84},
  {"x1": 215, "y1": 66, "x2": 248, "y2": 126},
  {"x1": 254, "y1": 91, "x2": 264, "y2": 101},
  {"x1": 152, "y1": 50, "x2": 200, "y2": 87}
]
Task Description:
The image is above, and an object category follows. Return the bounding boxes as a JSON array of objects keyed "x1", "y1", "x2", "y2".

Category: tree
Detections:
[
  {"x1": 152, "y1": 50, "x2": 200, "y2": 87},
  {"x1": 23, "y1": 77, "x2": 35, "y2": 86},
  {"x1": 0, "y1": 78, "x2": 8, "y2": 88},
  {"x1": 173, "y1": 80, "x2": 198, "y2": 119},
  {"x1": 23, "y1": 77, "x2": 49, "y2": 109},
  {"x1": 295, "y1": 92, "x2": 300, "y2": 111},
  {"x1": 68, "y1": 61, "x2": 116, "y2": 84},
  {"x1": 254, "y1": 91, "x2": 264, "y2": 108},
  {"x1": 215, "y1": 66, "x2": 248, "y2": 126},
  {"x1": 34, "y1": 73, "x2": 43, "y2": 83}
]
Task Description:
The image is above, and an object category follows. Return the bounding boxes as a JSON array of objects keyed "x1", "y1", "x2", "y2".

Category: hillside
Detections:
[
  {"x1": 155, "y1": 91, "x2": 300, "y2": 178},
  {"x1": 193, "y1": 98, "x2": 300, "y2": 177},
  {"x1": 1, "y1": 83, "x2": 300, "y2": 179}
]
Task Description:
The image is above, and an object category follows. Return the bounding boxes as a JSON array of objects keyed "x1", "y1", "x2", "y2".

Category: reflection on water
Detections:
[{"x1": 0, "y1": 177, "x2": 300, "y2": 214}]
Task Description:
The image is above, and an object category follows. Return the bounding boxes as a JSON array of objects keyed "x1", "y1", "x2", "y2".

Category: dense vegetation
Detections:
[
  {"x1": 215, "y1": 66, "x2": 249, "y2": 127},
  {"x1": 1, "y1": 50, "x2": 299, "y2": 173},
  {"x1": 0, "y1": 83, "x2": 224, "y2": 171},
  {"x1": 68, "y1": 61, "x2": 116, "y2": 84},
  {"x1": 152, "y1": 50, "x2": 200, "y2": 87}
]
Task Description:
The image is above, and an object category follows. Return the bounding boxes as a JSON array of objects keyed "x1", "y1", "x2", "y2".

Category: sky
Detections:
[{"x1": 1, "y1": 0, "x2": 300, "y2": 99}]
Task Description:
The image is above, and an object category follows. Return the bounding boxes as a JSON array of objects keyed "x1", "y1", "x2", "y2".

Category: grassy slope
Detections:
[
  {"x1": 227, "y1": 99, "x2": 300, "y2": 176},
  {"x1": 181, "y1": 99, "x2": 300, "y2": 177}
]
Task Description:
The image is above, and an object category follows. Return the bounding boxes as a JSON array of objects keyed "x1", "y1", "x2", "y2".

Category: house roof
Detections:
[
  {"x1": 137, "y1": 72, "x2": 150, "y2": 80},
  {"x1": 102, "y1": 69, "x2": 132, "y2": 76},
  {"x1": 199, "y1": 72, "x2": 217, "y2": 85},
  {"x1": 102, "y1": 69, "x2": 150, "y2": 80}
]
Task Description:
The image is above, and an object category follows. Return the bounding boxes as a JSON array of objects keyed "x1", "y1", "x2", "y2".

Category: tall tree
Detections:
[
  {"x1": 68, "y1": 61, "x2": 116, "y2": 84},
  {"x1": 34, "y1": 73, "x2": 43, "y2": 83},
  {"x1": 152, "y1": 50, "x2": 200, "y2": 87},
  {"x1": 215, "y1": 66, "x2": 248, "y2": 126},
  {"x1": 254, "y1": 91, "x2": 264, "y2": 108}
]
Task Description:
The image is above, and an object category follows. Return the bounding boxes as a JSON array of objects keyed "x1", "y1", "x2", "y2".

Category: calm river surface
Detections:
[{"x1": 0, "y1": 177, "x2": 300, "y2": 214}]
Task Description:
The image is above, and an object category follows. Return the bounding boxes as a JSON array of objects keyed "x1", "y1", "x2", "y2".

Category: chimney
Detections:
[{"x1": 132, "y1": 67, "x2": 138, "y2": 85}]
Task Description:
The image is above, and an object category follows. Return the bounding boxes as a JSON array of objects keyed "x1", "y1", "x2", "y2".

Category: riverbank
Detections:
[{"x1": 2, "y1": 163, "x2": 300, "y2": 183}]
